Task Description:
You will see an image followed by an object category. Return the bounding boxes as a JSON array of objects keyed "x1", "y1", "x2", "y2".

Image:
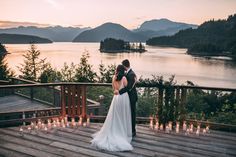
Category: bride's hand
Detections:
[{"x1": 114, "y1": 90, "x2": 119, "y2": 95}]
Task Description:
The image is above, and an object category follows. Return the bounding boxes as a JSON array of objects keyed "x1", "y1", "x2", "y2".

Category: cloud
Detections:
[
  {"x1": 0, "y1": 21, "x2": 51, "y2": 28},
  {"x1": 44, "y1": 0, "x2": 62, "y2": 9}
]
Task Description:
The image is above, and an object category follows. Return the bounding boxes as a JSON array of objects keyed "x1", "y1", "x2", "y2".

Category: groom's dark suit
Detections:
[{"x1": 119, "y1": 69, "x2": 138, "y2": 135}]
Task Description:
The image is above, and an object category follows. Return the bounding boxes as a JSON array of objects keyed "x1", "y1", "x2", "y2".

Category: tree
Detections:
[
  {"x1": 0, "y1": 43, "x2": 13, "y2": 80},
  {"x1": 75, "y1": 52, "x2": 97, "y2": 82},
  {"x1": 60, "y1": 62, "x2": 76, "y2": 82},
  {"x1": 98, "y1": 62, "x2": 116, "y2": 83},
  {"x1": 39, "y1": 63, "x2": 61, "y2": 83},
  {"x1": 18, "y1": 44, "x2": 45, "y2": 81}
]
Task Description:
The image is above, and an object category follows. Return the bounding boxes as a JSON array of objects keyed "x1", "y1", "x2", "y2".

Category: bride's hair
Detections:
[{"x1": 115, "y1": 64, "x2": 125, "y2": 81}]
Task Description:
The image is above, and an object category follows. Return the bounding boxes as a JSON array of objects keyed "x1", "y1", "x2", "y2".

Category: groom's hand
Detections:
[{"x1": 114, "y1": 90, "x2": 119, "y2": 95}]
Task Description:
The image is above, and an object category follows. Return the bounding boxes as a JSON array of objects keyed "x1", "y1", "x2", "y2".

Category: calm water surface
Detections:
[{"x1": 4, "y1": 42, "x2": 236, "y2": 88}]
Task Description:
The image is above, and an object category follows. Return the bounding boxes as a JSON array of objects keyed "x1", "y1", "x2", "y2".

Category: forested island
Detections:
[
  {"x1": 0, "y1": 33, "x2": 52, "y2": 44},
  {"x1": 146, "y1": 14, "x2": 236, "y2": 58},
  {"x1": 100, "y1": 38, "x2": 146, "y2": 53}
]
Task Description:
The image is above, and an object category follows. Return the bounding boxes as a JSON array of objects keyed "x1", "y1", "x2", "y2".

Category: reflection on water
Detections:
[{"x1": 4, "y1": 42, "x2": 236, "y2": 88}]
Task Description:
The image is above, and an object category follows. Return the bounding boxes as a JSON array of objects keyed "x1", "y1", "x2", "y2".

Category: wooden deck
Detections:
[
  {"x1": 0, "y1": 95, "x2": 51, "y2": 113},
  {"x1": 0, "y1": 123, "x2": 235, "y2": 157}
]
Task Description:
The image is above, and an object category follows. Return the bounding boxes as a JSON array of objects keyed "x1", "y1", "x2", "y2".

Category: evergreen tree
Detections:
[
  {"x1": 75, "y1": 52, "x2": 97, "y2": 82},
  {"x1": 0, "y1": 43, "x2": 13, "y2": 80},
  {"x1": 39, "y1": 63, "x2": 61, "y2": 83},
  {"x1": 60, "y1": 62, "x2": 76, "y2": 82},
  {"x1": 18, "y1": 44, "x2": 45, "y2": 81}
]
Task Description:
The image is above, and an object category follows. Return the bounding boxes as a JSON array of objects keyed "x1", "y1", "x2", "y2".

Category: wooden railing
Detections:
[{"x1": 0, "y1": 81, "x2": 236, "y2": 131}]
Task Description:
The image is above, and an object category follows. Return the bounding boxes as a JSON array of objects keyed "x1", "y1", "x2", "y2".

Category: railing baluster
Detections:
[
  {"x1": 81, "y1": 85, "x2": 87, "y2": 121},
  {"x1": 67, "y1": 85, "x2": 72, "y2": 116},
  {"x1": 180, "y1": 88, "x2": 187, "y2": 122},
  {"x1": 76, "y1": 85, "x2": 81, "y2": 116},
  {"x1": 157, "y1": 87, "x2": 163, "y2": 123},
  {"x1": 61, "y1": 85, "x2": 66, "y2": 117},
  {"x1": 71, "y1": 85, "x2": 76, "y2": 118}
]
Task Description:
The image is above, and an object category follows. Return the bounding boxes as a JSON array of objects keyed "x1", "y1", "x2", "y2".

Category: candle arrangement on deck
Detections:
[
  {"x1": 149, "y1": 116, "x2": 210, "y2": 136},
  {"x1": 18, "y1": 115, "x2": 91, "y2": 135}
]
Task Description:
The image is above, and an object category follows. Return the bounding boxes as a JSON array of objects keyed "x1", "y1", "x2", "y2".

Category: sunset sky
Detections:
[{"x1": 1, "y1": 0, "x2": 236, "y2": 29}]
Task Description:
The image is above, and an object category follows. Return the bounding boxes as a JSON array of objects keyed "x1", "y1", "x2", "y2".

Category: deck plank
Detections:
[
  {"x1": 0, "y1": 95, "x2": 50, "y2": 113},
  {"x1": 0, "y1": 123, "x2": 235, "y2": 157}
]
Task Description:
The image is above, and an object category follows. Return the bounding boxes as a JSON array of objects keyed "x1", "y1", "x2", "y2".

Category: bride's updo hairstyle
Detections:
[{"x1": 115, "y1": 64, "x2": 125, "y2": 81}]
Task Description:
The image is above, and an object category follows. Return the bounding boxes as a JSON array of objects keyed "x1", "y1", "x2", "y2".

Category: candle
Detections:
[
  {"x1": 149, "y1": 117, "x2": 153, "y2": 129},
  {"x1": 197, "y1": 124, "x2": 201, "y2": 130},
  {"x1": 190, "y1": 124, "x2": 193, "y2": 133},
  {"x1": 168, "y1": 122, "x2": 172, "y2": 131},
  {"x1": 87, "y1": 117, "x2": 90, "y2": 126},
  {"x1": 30, "y1": 122, "x2": 34, "y2": 128},
  {"x1": 66, "y1": 121, "x2": 70, "y2": 127},
  {"x1": 176, "y1": 122, "x2": 180, "y2": 133},
  {"x1": 183, "y1": 121, "x2": 187, "y2": 131},
  {"x1": 155, "y1": 122, "x2": 159, "y2": 131},
  {"x1": 83, "y1": 122, "x2": 87, "y2": 127},
  {"x1": 19, "y1": 127, "x2": 24, "y2": 136},
  {"x1": 206, "y1": 126, "x2": 210, "y2": 133},
  {"x1": 160, "y1": 124, "x2": 163, "y2": 131},
  {"x1": 35, "y1": 125, "x2": 38, "y2": 130},
  {"x1": 165, "y1": 125, "x2": 170, "y2": 133},
  {"x1": 185, "y1": 128, "x2": 190, "y2": 135},
  {"x1": 196, "y1": 129, "x2": 200, "y2": 136},
  {"x1": 203, "y1": 128, "x2": 206, "y2": 134}
]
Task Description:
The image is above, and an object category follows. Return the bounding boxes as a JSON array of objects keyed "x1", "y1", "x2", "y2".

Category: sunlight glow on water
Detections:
[{"x1": 4, "y1": 42, "x2": 236, "y2": 88}]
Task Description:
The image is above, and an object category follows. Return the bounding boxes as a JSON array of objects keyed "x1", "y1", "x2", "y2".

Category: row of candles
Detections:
[
  {"x1": 149, "y1": 118, "x2": 210, "y2": 136},
  {"x1": 19, "y1": 116, "x2": 90, "y2": 134}
]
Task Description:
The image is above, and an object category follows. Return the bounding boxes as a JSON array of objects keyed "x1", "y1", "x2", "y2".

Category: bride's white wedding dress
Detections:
[{"x1": 91, "y1": 80, "x2": 133, "y2": 151}]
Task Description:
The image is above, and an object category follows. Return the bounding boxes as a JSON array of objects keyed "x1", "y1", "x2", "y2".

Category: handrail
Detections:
[{"x1": 1, "y1": 82, "x2": 236, "y2": 92}]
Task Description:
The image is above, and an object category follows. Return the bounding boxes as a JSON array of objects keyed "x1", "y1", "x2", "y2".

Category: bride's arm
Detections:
[{"x1": 122, "y1": 76, "x2": 128, "y2": 87}]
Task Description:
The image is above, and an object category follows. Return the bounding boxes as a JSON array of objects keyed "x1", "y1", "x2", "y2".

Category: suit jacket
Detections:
[{"x1": 119, "y1": 69, "x2": 138, "y2": 103}]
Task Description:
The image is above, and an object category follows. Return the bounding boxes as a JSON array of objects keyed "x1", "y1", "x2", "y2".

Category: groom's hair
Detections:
[{"x1": 122, "y1": 59, "x2": 130, "y2": 68}]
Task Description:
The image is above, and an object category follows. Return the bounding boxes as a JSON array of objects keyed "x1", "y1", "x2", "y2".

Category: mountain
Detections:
[
  {"x1": 146, "y1": 14, "x2": 236, "y2": 57},
  {"x1": 0, "y1": 33, "x2": 52, "y2": 44},
  {"x1": 0, "y1": 26, "x2": 90, "y2": 42},
  {"x1": 134, "y1": 18, "x2": 198, "y2": 38},
  {"x1": 73, "y1": 22, "x2": 147, "y2": 42}
]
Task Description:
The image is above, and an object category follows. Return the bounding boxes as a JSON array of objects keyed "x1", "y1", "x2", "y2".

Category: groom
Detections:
[{"x1": 115, "y1": 59, "x2": 138, "y2": 137}]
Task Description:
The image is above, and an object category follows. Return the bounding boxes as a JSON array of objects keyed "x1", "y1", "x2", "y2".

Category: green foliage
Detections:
[
  {"x1": 0, "y1": 44, "x2": 13, "y2": 80},
  {"x1": 98, "y1": 62, "x2": 116, "y2": 83},
  {"x1": 18, "y1": 44, "x2": 46, "y2": 81},
  {"x1": 100, "y1": 38, "x2": 145, "y2": 52},
  {"x1": 0, "y1": 43, "x2": 7, "y2": 56},
  {"x1": 39, "y1": 63, "x2": 62, "y2": 83},
  {"x1": 60, "y1": 62, "x2": 76, "y2": 82},
  {"x1": 75, "y1": 52, "x2": 97, "y2": 82},
  {"x1": 147, "y1": 14, "x2": 236, "y2": 56}
]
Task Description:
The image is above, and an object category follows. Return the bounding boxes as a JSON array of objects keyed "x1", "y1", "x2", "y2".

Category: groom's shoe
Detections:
[{"x1": 132, "y1": 132, "x2": 136, "y2": 137}]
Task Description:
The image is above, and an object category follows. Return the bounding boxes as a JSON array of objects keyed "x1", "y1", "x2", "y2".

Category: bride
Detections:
[{"x1": 91, "y1": 65, "x2": 133, "y2": 151}]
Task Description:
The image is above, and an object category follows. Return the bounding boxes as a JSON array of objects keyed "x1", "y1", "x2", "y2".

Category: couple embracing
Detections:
[{"x1": 91, "y1": 59, "x2": 138, "y2": 151}]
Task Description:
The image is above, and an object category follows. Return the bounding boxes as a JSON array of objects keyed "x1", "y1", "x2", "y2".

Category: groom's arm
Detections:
[{"x1": 119, "y1": 73, "x2": 136, "y2": 95}]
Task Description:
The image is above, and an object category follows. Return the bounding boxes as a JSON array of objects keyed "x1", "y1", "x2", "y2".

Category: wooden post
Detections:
[
  {"x1": 157, "y1": 87, "x2": 164, "y2": 123},
  {"x1": 71, "y1": 85, "x2": 76, "y2": 118},
  {"x1": 81, "y1": 85, "x2": 87, "y2": 121},
  {"x1": 180, "y1": 88, "x2": 187, "y2": 122},
  {"x1": 67, "y1": 85, "x2": 72, "y2": 117},
  {"x1": 76, "y1": 86, "x2": 81, "y2": 116},
  {"x1": 61, "y1": 85, "x2": 66, "y2": 117}
]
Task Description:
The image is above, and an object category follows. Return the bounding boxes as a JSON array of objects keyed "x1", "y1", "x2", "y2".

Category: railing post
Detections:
[
  {"x1": 61, "y1": 85, "x2": 66, "y2": 117},
  {"x1": 76, "y1": 86, "x2": 81, "y2": 116},
  {"x1": 180, "y1": 88, "x2": 187, "y2": 122},
  {"x1": 71, "y1": 85, "x2": 76, "y2": 118},
  {"x1": 81, "y1": 85, "x2": 87, "y2": 121},
  {"x1": 157, "y1": 87, "x2": 164, "y2": 123}
]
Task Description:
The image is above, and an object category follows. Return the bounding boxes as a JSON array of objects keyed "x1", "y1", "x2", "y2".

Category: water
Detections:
[{"x1": 4, "y1": 42, "x2": 236, "y2": 88}]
